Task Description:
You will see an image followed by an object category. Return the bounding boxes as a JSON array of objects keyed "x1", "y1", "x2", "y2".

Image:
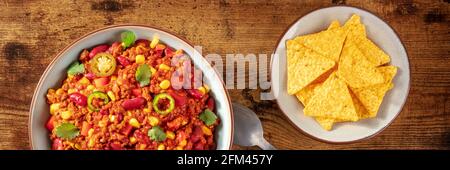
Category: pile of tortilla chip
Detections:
[{"x1": 286, "y1": 14, "x2": 397, "y2": 131}]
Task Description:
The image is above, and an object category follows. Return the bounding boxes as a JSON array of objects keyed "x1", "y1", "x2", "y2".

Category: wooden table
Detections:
[{"x1": 0, "y1": 0, "x2": 448, "y2": 150}]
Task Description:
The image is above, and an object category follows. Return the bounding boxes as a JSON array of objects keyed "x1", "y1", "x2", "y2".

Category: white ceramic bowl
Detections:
[
  {"x1": 271, "y1": 6, "x2": 410, "y2": 143},
  {"x1": 29, "y1": 25, "x2": 234, "y2": 150}
]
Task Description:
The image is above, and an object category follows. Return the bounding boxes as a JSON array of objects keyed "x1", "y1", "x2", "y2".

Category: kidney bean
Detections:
[
  {"x1": 69, "y1": 92, "x2": 87, "y2": 106},
  {"x1": 85, "y1": 73, "x2": 96, "y2": 80},
  {"x1": 186, "y1": 89, "x2": 203, "y2": 99},
  {"x1": 89, "y1": 44, "x2": 109, "y2": 59},
  {"x1": 122, "y1": 97, "x2": 145, "y2": 110},
  {"x1": 46, "y1": 116, "x2": 55, "y2": 131},
  {"x1": 117, "y1": 55, "x2": 130, "y2": 66},
  {"x1": 120, "y1": 124, "x2": 133, "y2": 136},
  {"x1": 164, "y1": 47, "x2": 174, "y2": 57},
  {"x1": 206, "y1": 97, "x2": 215, "y2": 111},
  {"x1": 168, "y1": 90, "x2": 187, "y2": 107},
  {"x1": 52, "y1": 138, "x2": 64, "y2": 150}
]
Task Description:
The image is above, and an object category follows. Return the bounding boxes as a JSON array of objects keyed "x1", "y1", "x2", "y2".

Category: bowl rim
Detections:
[
  {"x1": 28, "y1": 24, "x2": 234, "y2": 150},
  {"x1": 270, "y1": 5, "x2": 411, "y2": 144}
]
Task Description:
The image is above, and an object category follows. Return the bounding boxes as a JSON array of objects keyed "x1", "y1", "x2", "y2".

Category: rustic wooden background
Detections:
[{"x1": 0, "y1": 0, "x2": 448, "y2": 150}]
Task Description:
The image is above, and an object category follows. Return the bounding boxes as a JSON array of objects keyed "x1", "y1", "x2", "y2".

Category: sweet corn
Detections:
[
  {"x1": 204, "y1": 84, "x2": 210, "y2": 93},
  {"x1": 150, "y1": 34, "x2": 159, "y2": 48},
  {"x1": 157, "y1": 144, "x2": 165, "y2": 150},
  {"x1": 110, "y1": 75, "x2": 117, "y2": 81},
  {"x1": 86, "y1": 85, "x2": 95, "y2": 91},
  {"x1": 107, "y1": 91, "x2": 116, "y2": 101},
  {"x1": 148, "y1": 116, "x2": 159, "y2": 126},
  {"x1": 139, "y1": 144, "x2": 147, "y2": 150},
  {"x1": 88, "y1": 138, "x2": 95, "y2": 148},
  {"x1": 129, "y1": 118, "x2": 140, "y2": 128},
  {"x1": 135, "y1": 54, "x2": 145, "y2": 64},
  {"x1": 175, "y1": 49, "x2": 183, "y2": 55},
  {"x1": 109, "y1": 115, "x2": 116, "y2": 122},
  {"x1": 198, "y1": 86, "x2": 206, "y2": 95},
  {"x1": 61, "y1": 110, "x2": 73, "y2": 120},
  {"x1": 79, "y1": 77, "x2": 90, "y2": 85},
  {"x1": 143, "y1": 108, "x2": 151, "y2": 113},
  {"x1": 56, "y1": 88, "x2": 64, "y2": 95},
  {"x1": 158, "y1": 64, "x2": 170, "y2": 71},
  {"x1": 88, "y1": 128, "x2": 94, "y2": 137},
  {"x1": 67, "y1": 88, "x2": 77, "y2": 94},
  {"x1": 179, "y1": 139, "x2": 187, "y2": 147},
  {"x1": 50, "y1": 103, "x2": 60, "y2": 115},
  {"x1": 201, "y1": 125, "x2": 212, "y2": 136},
  {"x1": 175, "y1": 146, "x2": 184, "y2": 150},
  {"x1": 166, "y1": 131, "x2": 175, "y2": 140},
  {"x1": 130, "y1": 137, "x2": 137, "y2": 144},
  {"x1": 159, "y1": 80, "x2": 170, "y2": 90},
  {"x1": 127, "y1": 111, "x2": 132, "y2": 117},
  {"x1": 150, "y1": 66, "x2": 157, "y2": 75},
  {"x1": 98, "y1": 120, "x2": 106, "y2": 127}
]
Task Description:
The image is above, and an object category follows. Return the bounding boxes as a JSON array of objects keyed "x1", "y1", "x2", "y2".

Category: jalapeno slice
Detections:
[
  {"x1": 88, "y1": 91, "x2": 110, "y2": 111},
  {"x1": 89, "y1": 52, "x2": 116, "y2": 77},
  {"x1": 152, "y1": 93, "x2": 175, "y2": 115}
]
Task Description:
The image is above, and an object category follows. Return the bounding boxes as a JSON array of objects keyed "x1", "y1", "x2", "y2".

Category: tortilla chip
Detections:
[
  {"x1": 315, "y1": 117, "x2": 335, "y2": 131},
  {"x1": 337, "y1": 41, "x2": 384, "y2": 88},
  {"x1": 304, "y1": 73, "x2": 359, "y2": 121},
  {"x1": 352, "y1": 37, "x2": 391, "y2": 66},
  {"x1": 287, "y1": 45, "x2": 335, "y2": 95},
  {"x1": 344, "y1": 14, "x2": 366, "y2": 38},
  {"x1": 295, "y1": 83, "x2": 320, "y2": 106},
  {"x1": 327, "y1": 20, "x2": 341, "y2": 30},
  {"x1": 293, "y1": 26, "x2": 346, "y2": 62},
  {"x1": 350, "y1": 66, "x2": 397, "y2": 118}
]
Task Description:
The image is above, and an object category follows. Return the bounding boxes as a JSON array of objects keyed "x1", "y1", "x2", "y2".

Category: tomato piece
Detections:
[
  {"x1": 81, "y1": 122, "x2": 91, "y2": 136},
  {"x1": 46, "y1": 116, "x2": 55, "y2": 131},
  {"x1": 89, "y1": 53, "x2": 116, "y2": 77},
  {"x1": 120, "y1": 124, "x2": 133, "y2": 136},
  {"x1": 186, "y1": 89, "x2": 203, "y2": 99},
  {"x1": 89, "y1": 44, "x2": 109, "y2": 59},
  {"x1": 131, "y1": 88, "x2": 141, "y2": 97},
  {"x1": 52, "y1": 138, "x2": 64, "y2": 150},
  {"x1": 94, "y1": 77, "x2": 109, "y2": 87}
]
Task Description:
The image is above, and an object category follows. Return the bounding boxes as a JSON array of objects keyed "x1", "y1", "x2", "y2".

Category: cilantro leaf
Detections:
[
  {"x1": 199, "y1": 109, "x2": 217, "y2": 126},
  {"x1": 148, "y1": 126, "x2": 166, "y2": 142},
  {"x1": 121, "y1": 30, "x2": 136, "y2": 48},
  {"x1": 55, "y1": 123, "x2": 80, "y2": 140},
  {"x1": 67, "y1": 61, "x2": 85, "y2": 76},
  {"x1": 135, "y1": 64, "x2": 152, "y2": 87}
]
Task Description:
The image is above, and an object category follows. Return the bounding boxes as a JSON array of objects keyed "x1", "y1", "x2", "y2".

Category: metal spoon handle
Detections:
[{"x1": 257, "y1": 138, "x2": 277, "y2": 150}]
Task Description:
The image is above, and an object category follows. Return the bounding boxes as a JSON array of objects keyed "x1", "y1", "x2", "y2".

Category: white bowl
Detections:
[
  {"x1": 29, "y1": 25, "x2": 234, "y2": 149},
  {"x1": 271, "y1": 6, "x2": 410, "y2": 143}
]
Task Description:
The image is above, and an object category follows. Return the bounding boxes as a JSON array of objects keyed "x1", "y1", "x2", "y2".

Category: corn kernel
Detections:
[
  {"x1": 158, "y1": 64, "x2": 170, "y2": 71},
  {"x1": 179, "y1": 139, "x2": 187, "y2": 147},
  {"x1": 61, "y1": 110, "x2": 73, "y2": 120},
  {"x1": 67, "y1": 88, "x2": 77, "y2": 94},
  {"x1": 159, "y1": 80, "x2": 170, "y2": 90},
  {"x1": 157, "y1": 144, "x2": 165, "y2": 150},
  {"x1": 150, "y1": 66, "x2": 157, "y2": 75},
  {"x1": 109, "y1": 115, "x2": 116, "y2": 122},
  {"x1": 107, "y1": 91, "x2": 116, "y2": 101},
  {"x1": 130, "y1": 137, "x2": 137, "y2": 144},
  {"x1": 129, "y1": 118, "x2": 140, "y2": 128},
  {"x1": 50, "y1": 103, "x2": 60, "y2": 115},
  {"x1": 139, "y1": 144, "x2": 147, "y2": 150},
  {"x1": 175, "y1": 49, "x2": 183, "y2": 55},
  {"x1": 150, "y1": 34, "x2": 159, "y2": 48},
  {"x1": 166, "y1": 131, "x2": 175, "y2": 140},
  {"x1": 79, "y1": 77, "x2": 90, "y2": 85},
  {"x1": 148, "y1": 116, "x2": 159, "y2": 126},
  {"x1": 127, "y1": 111, "x2": 132, "y2": 117},
  {"x1": 56, "y1": 88, "x2": 64, "y2": 95},
  {"x1": 98, "y1": 120, "x2": 106, "y2": 127},
  {"x1": 88, "y1": 138, "x2": 95, "y2": 147},
  {"x1": 198, "y1": 86, "x2": 206, "y2": 95},
  {"x1": 135, "y1": 54, "x2": 145, "y2": 64},
  {"x1": 201, "y1": 125, "x2": 212, "y2": 136},
  {"x1": 143, "y1": 108, "x2": 151, "y2": 113},
  {"x1": 86, "y1": 85, "x2": 95, "y2": 91},
  {"x1": 203, "y1": 84, "x2": 210, "y2": 93},
  {"x1": 181, "y1": 118, "x2": 188, "y2": 126},
  {"x1": 88, "y1": 128, "x2": 94, "y2": 137},
  {"x1": 175, "y1": 146, "x2": 184, "y2": 150}
]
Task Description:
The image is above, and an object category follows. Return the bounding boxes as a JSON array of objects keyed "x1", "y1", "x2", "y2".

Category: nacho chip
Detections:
[
  {"x1": 352, "y1": 37, "x2": 391, "y2": 66},
  {"x1": 304, "y1": 73, "x2": 359, "y2": 121},
  {"x1": 287, "y1": 45, "x2": 335, "y2": 95},
  {"x1": 351, "y1": 66, "x2": 397, "y2": 118},
  {"x1": 337, "y1": 41, "x2": 384, "y2": 88},
  {"x1": 344, "y1": 14, "x2": 366, "y2": 38},
  {"x1": 327, "y1": 20, "x2": 341, "y2": 30},
  {"x1": 295, "y1": 83, "x2": 320, "y2": 106},
  {"x1": 293, "y1": 26, "x2": 346, "y2": 62},
  {"x1": 315, "y1": 117, "x2": 335, "y2": 131}
]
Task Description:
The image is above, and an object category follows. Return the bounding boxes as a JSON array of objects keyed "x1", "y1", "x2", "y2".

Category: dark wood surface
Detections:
[{"x1": 0, "y1": 0, "x2": 448, "y2": 149}]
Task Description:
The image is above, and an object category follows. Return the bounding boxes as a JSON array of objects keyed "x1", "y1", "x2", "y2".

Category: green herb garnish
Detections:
[
  {"x1": 67, "y1": 61, "x2": 85, "y2": 76},
  {"x1": 135, "y1": 64, "x2": 152, "y2": 87},
  {"x1": 55, "y1": 123, "x2": 80, "y2": 140},
  {"x1": 148, "y1": 126, "x2": 166, "y2": 142},
  {"x1": 199, "y1": 109, "x2": 217, "y2": 126},
  {"x1": 121, "y1": 30, "x2": 136, "y2": 48}
]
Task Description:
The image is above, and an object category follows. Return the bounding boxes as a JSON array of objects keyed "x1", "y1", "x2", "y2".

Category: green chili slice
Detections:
[
  {"x1": 88, "y1": 91, "x2": 110, "y2": 111},
  {"x1": 152, "y1": 93, "x2": 175, "y2": 115}
]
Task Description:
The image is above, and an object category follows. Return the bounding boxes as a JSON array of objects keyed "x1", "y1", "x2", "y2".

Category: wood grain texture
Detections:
[{"x1": 0, "y1": 0, "x2": 448, "y2": 150}]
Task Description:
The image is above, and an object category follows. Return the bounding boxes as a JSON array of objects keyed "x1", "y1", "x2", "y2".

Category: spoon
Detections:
[{"x1": 232, "y1": 102, "x2": 276, "y2": 150}]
